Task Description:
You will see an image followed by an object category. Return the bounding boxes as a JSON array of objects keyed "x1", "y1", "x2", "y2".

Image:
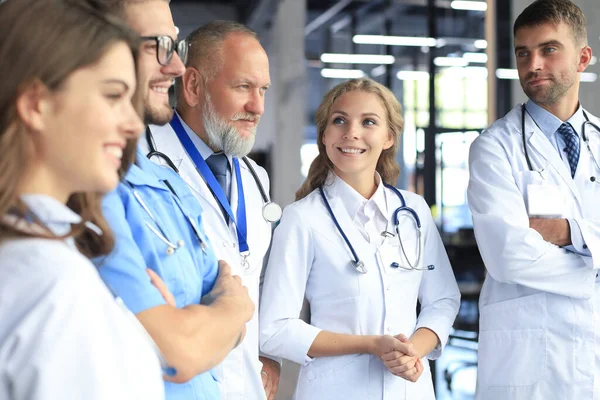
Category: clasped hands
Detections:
[{"x1": 373, "y1": 334, "x2": 424, "y2": 383}]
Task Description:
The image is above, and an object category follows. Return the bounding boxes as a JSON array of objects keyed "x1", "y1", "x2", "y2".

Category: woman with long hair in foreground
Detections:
[{"x1": 0, "y1": 0, "x2": 165, "y2": 398}]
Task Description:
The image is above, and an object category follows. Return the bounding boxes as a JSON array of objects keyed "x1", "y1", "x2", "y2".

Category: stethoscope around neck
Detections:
[
  {"x1": 521, "y1": 104, "x2": 600, "y2": 184},
  {"x1": 145, "y1": 126, "x2": 283, "y2": 223},
  {"x1": 319, "y1": 183, "x2": 435, "y2": 274}
]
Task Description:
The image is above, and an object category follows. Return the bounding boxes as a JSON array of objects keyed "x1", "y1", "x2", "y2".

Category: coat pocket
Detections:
[{"x1": 478, "y1": 293, "x2": 547, "y2": 388}]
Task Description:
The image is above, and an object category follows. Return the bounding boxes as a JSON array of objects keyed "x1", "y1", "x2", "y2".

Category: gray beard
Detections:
[{"x1": 202, "y1": 95, "x2": 257, "y2": 158}]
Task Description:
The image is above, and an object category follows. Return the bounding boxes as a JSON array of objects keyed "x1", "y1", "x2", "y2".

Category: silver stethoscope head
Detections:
[
  {"x1": 319, "y1": 184, "x2": 435, "y2": 275},
  {"x1": 351, "y1": 260, "x2": 368, "y2": 274},
  {"x1": 262, "y1": 201, "x2": 282, "y2": 223}
]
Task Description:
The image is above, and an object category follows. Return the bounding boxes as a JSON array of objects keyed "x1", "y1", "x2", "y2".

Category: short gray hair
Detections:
[{"x1": 186, "y1": 20, "x2": 258, "y2": 82}]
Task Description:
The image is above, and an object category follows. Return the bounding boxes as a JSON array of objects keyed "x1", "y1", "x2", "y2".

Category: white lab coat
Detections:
[
  {"x1": 468, "y1": 104, "x2": 600, "y2": 400},
  {"x1": 144, "y1": 117, "x2": 272, "y2": 400},
  {"x1": 260, "y1": 176, "x2": 460, "y2": 400}
]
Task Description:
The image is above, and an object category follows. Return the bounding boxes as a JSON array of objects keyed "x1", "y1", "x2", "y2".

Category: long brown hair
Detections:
[
  {"x1": 0, "y1": 0, "x2": 141, "y2": 258},
  {"x1": 296, "y1": 78, "x2": 404, "y2": 200}
]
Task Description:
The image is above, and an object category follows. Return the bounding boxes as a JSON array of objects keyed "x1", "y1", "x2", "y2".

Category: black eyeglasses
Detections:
[{"x1": 141, "y1": 36, "x2": 188, "y2": 66}]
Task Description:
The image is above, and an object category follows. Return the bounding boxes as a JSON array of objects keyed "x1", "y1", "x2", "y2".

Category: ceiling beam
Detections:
[{"x1": 304, "y1": 0, "x2": 353, "y2": 36}]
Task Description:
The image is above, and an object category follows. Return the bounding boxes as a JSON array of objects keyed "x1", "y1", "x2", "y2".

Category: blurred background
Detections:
[{"x1": 170, "y1": 0, "x2": 600, "y2": 398}]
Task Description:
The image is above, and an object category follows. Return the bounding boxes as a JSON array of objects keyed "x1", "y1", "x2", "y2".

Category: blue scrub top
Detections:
[{"x1": 96, "y1": 149, "x2": 219, "y2": 400}]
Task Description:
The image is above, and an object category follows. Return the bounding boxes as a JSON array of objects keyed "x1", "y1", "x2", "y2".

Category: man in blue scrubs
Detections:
[{"x1": 95, "y1": 1, "x2": 255, "y2": 398}]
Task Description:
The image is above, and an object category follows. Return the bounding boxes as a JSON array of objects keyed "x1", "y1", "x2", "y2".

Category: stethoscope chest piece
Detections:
[
  {"x1": 351, "y1": 260, "x2": 368, "y2": 274},
  {"x1": 262, "y1": 201, "x2": 282, "y2": 223}
]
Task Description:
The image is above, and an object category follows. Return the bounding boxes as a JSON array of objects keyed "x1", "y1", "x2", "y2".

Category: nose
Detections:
[
  {"x1": 121, "y1": 103, "x2": 144, "y2": 139},
  {"x1": 162, "y1": 51, "x2": 186, "y2": 78},
  {"x1": 527, "y1": 51, "x2": 543, "y2": 72},
  {"x1": 342, "y1": 121, "x2": 361, "y2": 140},
  {"x1": 245, "y1": 90, "x2": 265, "y2": 116}
]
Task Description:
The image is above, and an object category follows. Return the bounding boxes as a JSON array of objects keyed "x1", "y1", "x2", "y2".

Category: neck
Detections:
[
  {"x1": 19, "y1": 163, "x2": 71, "y2": 204},
  {"x1": 535, "y1": 84, "x2": 580, "y2": 122},
  {"x1": 334, "y1": 168, "x2": 378, "y2": 199},
  {"x1": 176, "y1": 104, "x2": 213, "y2": 149}
]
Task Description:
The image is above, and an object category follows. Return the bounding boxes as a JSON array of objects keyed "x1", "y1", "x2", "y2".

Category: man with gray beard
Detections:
[{"x1": 144, "y1": 20, "x2": 280, "y2": 400}]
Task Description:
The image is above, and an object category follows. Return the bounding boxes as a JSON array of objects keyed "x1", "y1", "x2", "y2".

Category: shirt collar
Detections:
[
  {"x1": 173, "y1": 110, "x2": 233, "y2": 167},
  {"x1": 327, "y1": 171, "x2": 387, "y2": 220},
  {"x1": 525, "y1": 100, "x2": 586, "y2": 140},
  {"x1": 19, "y1": 194, "x2": 82, "y2": 236}
]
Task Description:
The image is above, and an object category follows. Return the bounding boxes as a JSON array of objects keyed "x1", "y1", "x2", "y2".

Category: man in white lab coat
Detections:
[
  {"x1": 468, "y1": 0, "x2": 600, "y2": 399},
  {"x1": 144, "y1": 21, "x2": 280, "y2": 400}
]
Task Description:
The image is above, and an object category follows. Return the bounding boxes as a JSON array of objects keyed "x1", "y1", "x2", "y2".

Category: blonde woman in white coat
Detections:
[{"x1": 259, "y1": 78, "x2": 460, "y2": 400}]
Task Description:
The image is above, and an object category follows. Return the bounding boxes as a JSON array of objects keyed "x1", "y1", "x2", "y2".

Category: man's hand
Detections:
[
  {"x1": 202, "y1": 261, "x2": 254, "y2": 315},
  {"x1": 259, "y1": 356, "x2": 280, "y2": 400},
  {"x1": 529, "y1": 218, "x2": 571, "y2": 247},
  {"x1": 380, "y1": 334, "x2": 424, "y2": 382},
  {"x1": 201, "y1": 261, "x2": 255, "y2": 345},
  {"x1": 147, "y1": 268, "x2": 176, "y2": 307}
]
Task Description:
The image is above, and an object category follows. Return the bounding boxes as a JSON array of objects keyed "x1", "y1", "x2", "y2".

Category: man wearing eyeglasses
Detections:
[{"x1": 94, "y1": 1, "x2": 255, "y2": 399}]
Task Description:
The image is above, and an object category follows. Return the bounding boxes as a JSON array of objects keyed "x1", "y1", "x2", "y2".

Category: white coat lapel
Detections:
[{"x1": 527, "y1": 124, "x2": 581, "y2": 203}]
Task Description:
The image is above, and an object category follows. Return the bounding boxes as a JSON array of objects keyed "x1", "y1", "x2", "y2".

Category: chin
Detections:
[
  {"x1": 145, "y1": 102, "x2": 174, "y2": 126},
  {"x1": 95, "y1": 174, "x2": 120, "y2": 194}
]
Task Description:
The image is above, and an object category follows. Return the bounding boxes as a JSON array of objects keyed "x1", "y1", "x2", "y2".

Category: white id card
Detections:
[{"x1": 527, "y1": 184, "x2": 564, "y2": 217}]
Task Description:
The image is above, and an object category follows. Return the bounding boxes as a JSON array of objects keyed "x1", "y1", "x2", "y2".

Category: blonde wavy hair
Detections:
[{"x1": 296, "y1": 78, "x2": 404, "y2": 200}]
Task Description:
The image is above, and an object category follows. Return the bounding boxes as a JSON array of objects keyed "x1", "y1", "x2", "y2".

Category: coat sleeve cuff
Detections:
[{"x1": 414, "y1": 314, "x2": 454, "y2": 360}]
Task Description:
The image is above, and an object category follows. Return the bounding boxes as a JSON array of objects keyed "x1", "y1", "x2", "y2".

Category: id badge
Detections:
[{"x1": 527, "y1": 184, "x2": 564, "y2": 217}]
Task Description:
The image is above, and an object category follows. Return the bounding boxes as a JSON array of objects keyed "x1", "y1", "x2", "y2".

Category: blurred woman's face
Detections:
[{"x1": 38, "y1": 42, "x2": 142, "y2": 201}]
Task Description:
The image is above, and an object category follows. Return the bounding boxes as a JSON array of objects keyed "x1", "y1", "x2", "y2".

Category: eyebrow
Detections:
[
  {"x1": 331, "y1": 110, "x2": 382, "y2": 118},
  {"x1": 101, "y1": 79, "x2": 130, "y2": 91},
  {"x1": 515, "y1": 39, "x2": 563, "y2": 53},
  {"x1": 232, "y1": 78, "x2": 271, "y2": 87}
]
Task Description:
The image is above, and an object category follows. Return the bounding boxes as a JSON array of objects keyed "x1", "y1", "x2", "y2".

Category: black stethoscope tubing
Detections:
[{"x1": 319, "y1": 183, "x2": 434, "y2": 274}]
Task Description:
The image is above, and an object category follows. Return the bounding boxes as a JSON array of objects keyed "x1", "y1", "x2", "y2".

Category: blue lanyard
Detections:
[{"x1": 169, "y1": 115, "x2": 249, "y2": 254}]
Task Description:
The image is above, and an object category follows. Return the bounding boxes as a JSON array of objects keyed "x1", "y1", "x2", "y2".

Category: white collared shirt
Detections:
[{"x1": 334, "y1": 172, "x2": 388, "y2": 246}]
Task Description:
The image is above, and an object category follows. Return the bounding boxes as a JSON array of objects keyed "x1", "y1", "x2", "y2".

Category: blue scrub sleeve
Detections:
[{"x1": 96, "y1": 188, "x2": 167, "y2": 314}]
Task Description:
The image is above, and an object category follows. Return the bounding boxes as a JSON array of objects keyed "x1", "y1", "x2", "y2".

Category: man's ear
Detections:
[
  {"x1": 182, "y1": 67, "x2": 204, "y2": 107},
  {"x1": 16, "y1": 80, "x2": 51, "y2": 133},
  {"x1": 577, "y1": 45, "x2": 593, "y2": 73}
]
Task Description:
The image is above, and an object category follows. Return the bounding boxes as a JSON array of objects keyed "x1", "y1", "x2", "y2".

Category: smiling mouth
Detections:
[
  {"x1": 337, "y1": 147, "x2": 366, "y2": 155},
  {"x1": 151, "y1": 86, "x2": 169, "y2": 94}
]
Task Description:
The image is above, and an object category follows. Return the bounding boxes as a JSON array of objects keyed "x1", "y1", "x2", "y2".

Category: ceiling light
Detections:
[
  {"x1": 321, "y1": 68, "x2": 366, "y2": 79},
  {"x1": 320, "y1": 53, "x2": 395, "y2": 64},
  {"x1": 474, "y1": 39, "x2": 488, "y2": 49},
  {"x1": 581, "y1": 72, "x2": 598, "y2": 82},
  {"x1": 353, "y1": 35, "x2": 437, "y2": 47},
  {"x1": 451, "y1": 1, "x2": 488, "y2": 11},
  {"x1": 495, "y1": 68, "x2": 519, "y2": 79},
  {"x1": 463, "y1": 52, "x2": 488, "y2": 63},
  {"x1": 396, "y1": 70, "x2": 430, "y2": 80},
  {"x1": 434, "y1": 57, "x2": 469, "y2": 67},
  {"x1": 371, "y1": 65, "x2": 387, "y2": 77}
]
